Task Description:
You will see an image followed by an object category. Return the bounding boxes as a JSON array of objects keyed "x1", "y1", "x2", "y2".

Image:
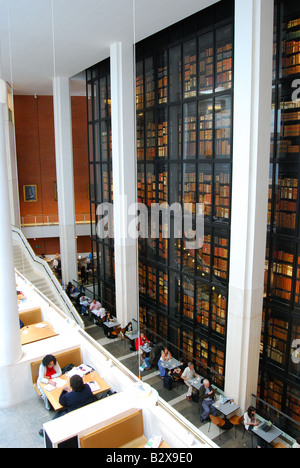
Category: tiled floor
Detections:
[{"x1": 0, "y1": 318, "x2": 253, "y2": 449}]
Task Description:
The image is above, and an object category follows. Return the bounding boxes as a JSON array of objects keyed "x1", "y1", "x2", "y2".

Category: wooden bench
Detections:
[
  {"x1": 80, "y1": 408, "x2": 170, "y2": 449},
  {"x1": 19, "y1": 307, "x2": 42, "y2": 326},
  {"x1": 30, "y1": 347, "x2": 82, "y2": 397},
  {"x1": 80, "y1": 409, "x2": 148, "y2": 448}
]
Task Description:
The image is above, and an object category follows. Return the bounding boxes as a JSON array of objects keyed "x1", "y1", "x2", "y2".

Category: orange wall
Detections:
[
  {"x1": 28, "y1": 236, "x2": 92, "y2": 256},
  {"x1": 14, "y1": 95, "x2": 90, "y2": 219}
]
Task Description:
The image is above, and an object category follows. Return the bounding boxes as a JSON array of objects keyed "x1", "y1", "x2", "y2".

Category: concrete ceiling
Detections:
[{"x1": 0, "y1": 0, "x2": 219, "y2": 96}]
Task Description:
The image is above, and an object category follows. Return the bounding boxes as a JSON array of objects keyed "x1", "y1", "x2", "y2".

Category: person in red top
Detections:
[
  {"x1": 37, "y1": 355, "x2": 62, "y2": 410},
  {"x1": 135, "y1": 332, "x2": 149, "y2": 351}
]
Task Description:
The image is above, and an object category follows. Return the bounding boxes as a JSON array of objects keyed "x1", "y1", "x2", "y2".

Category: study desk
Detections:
[
  {"x1": 140, "y1": 343, "x2": 152, "y2": 354},
  {"x1": 160, "y1": 358, "x2": 182, "y2": 371},
  {"x1": 21, "y1": 322, "x2": 58, "y2": 345},
  {"x1": 103, "y1": 320, "x2": 120, "y2": 329},
  {"x1": 126, "y1": 330, "x2": 139, "y2": 341},
  {"x1": 188, "y1": 377, "x2": 203, "y2": 391},
  {"x1": 213, "y1": 400, "x2": 240, "y2": 418},
  {"x1": 254, "y1": 422, "x2": 282, "y2": 445},
  {"x1": 40, "y1": 371, "x2": 111, "y2": 411}
]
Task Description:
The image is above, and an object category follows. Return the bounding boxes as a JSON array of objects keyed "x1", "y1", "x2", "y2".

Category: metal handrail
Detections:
[
  {"x1": 252, "y1": 393, "x2": 300, "y2": 429},
  {"x1": 11, "y1": 225, "x2": 84, "y2": 328}
]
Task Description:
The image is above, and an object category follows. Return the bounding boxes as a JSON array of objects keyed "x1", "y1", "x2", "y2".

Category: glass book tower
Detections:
[{"x1": 136, "y1": 1, "x2": 234, "y2": 390}]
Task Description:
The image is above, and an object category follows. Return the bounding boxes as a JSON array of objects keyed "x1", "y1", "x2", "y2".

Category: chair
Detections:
[
  {"x1": 229, "y1": 415, "x2": 244, "y2": 438},
  {"x1": 242, "y1": 424, "x2": 254, "y2": 448},
  {"x1": 209, "y1": 414, "x2": 226, "y2": 440},
  {"x1": 111, "y1": 326, "x2": 122, "y2": 337},
  {"x1": 119, "y1": 328, "x2": 126, "y2": 346},
  {"x1": 273, "y1": 442, "x2": 288, "y2": 448}
]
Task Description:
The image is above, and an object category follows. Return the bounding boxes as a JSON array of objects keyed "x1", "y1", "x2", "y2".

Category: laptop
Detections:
[{"x1": 260, "y1": 422, "x2": 273, "y2": 433}]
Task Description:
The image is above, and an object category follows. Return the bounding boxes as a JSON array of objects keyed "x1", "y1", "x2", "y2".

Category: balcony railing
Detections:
[{"x1": 21, "y1": 213, "x2": 95, "y2": 227}]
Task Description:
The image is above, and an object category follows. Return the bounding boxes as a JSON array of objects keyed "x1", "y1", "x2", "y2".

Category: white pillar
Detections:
[
  {"x1": 3, "y1": 84, "x2": 20, "y2": 228},
  {"x1": 53, "y1": 77, "x2": 78, "y2": 286},
  {"x1": 0, "y1": 79, "x2": 22, "y2": 367},
  {"x1": 225, "y1": 0, "x2": 274, "y2": 411},
  {"x1": 110, "y1": 42, "x2": 138, "y2": 326}
]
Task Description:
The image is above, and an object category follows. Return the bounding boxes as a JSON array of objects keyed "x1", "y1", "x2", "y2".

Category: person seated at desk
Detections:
[
  {"x1": 37, "y1": 355, "x2": 62, "y2": 410},
  {"x1": 124, "y1": 322, "x2": 135, "y2": 351},
  {"x1": 181, "y1": 362, "x2": 200, "y2": 403},
  {"x1": 103, "y1": 311, "x2": 116, "y2": 338},
  {"x1": 57, "y1": 375, "x2": 96, "y2": 416},
  {"x1": 168, "y1": 358, "x2": 185, "y2": 382},
  {"x1": 39, "y1": 375, "x2": 96, "y2": 436},
  {"x1": 79, "y1": 295, "x2": 90, "y2": 316},
  {"x1": 199, "y1": 379, "x2": 217, "y2": 422},
  {"x1": 70, "y1": 285, "x2": 79, "y2": 296},
  {"x1": 89, "y1": 299, "x2": 102, "y2": 322},
  {"x1": 135, "y1": 332, "x2": 149, "y2": 352},
  {"x1": 244, "y1": 406, "x2": 266, "y2": 448},
  {"x1": 158, "y1": 347, "x2": 173, "y2": 378},
  {"x1": 66, "y1": 282, "x2": 73, "y2": 297}
]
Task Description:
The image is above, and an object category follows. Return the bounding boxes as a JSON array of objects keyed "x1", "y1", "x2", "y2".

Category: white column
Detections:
[
  {"x1": 53, "y1": 77, "x2": 78, "y2": 286},
  {"x1": 110, "y1": 42, "x2": 138, "y2": 326},
  {"x1": 224, "y1": 0, "x2": 274, "y2": 411},
  {"x1": 0, "y1": 79, "x2": 22, "y2": 367},
  {"x1": 3, "y1": 85, "x2": 20, "y2": 228}
]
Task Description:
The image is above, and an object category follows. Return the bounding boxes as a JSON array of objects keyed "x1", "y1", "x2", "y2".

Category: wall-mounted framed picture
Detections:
[{"x1": 23, "y1": 185, "x2": 38, "y2": 203}]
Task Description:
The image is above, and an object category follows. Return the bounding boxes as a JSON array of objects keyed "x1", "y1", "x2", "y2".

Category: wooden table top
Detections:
[
  {"x1": 21, "y1": 321, "x2": 58, "y2": 345},
  {"x1": 40, "y1": 371, "x2": 111, "y2": 411}
]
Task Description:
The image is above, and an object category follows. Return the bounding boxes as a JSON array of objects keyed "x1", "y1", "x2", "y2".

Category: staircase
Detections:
[{"x1": 12, "y1": 227, "x2": 84, "y2": 328}]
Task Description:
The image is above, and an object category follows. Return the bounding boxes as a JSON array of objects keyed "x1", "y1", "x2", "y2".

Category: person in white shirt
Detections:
[
  {"x1": 181, "y1": 362, "x2": 199, "y2": 401},
  {"x1": 243, "y1": 406, "x2": 266, "y2": 448},
  {"x1": 89, "y1": 299, "x2": 102, "y2": 321},
  {"x1": 79, "y1": 295, "x2": 90, "y2": 316}
]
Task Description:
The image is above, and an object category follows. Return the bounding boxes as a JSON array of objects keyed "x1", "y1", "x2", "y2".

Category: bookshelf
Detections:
[
  {"x1": 271, "y1": 246, "x2": 294, "y2": 303},
  {"x1": 182, "y1": 330, "x2": 194, "y2": 363},
  {"x1": 198, "y1": 99, "x2": 213, "y2": 160},
  {"x1": 199, "y1": 32, "x2": 214, "y2": 95},
  {"x1": 137, "y1": 113, "x2": 145, "y2": 161},
  {"x1": 158, "y1": 51, "x2": 168, "y2": 105},
  {"x1": 275, "y1": 171, "x2": 298, "y2": 230},
  {"x1": 211, "y1": 289, "x2": 227, "y2": 336},
  {"x1": 182, "y1": 278, "x2": 194, "y2": 321},
  {"x1": 196, "y1": 284, "x2": 210, "y2": 328},
  {"x1": 216, "y1": 25, "x2": 232, "y2": 92},
  {"x1": 183, "y1": 102, "x2": 197, "y2": 159},
  {"x1": 214, "y1": 164, "x2": 231, "y2": 221},
  {"x1": 213, "y1": 232, "x2": 229, "y2": 283},
  {"x1": 281, "y1": 16, "x2": 300, "y2": 78},
  {"x1": 195, "y1": 336, "x2": 209, "y2": 372},
  {"x1": 169, "y1": 45, "x2": 182, "y2": 103},
  {"x1": 198, "y1": 164, "x2": 212, "y2": 217},
  {"x1": 136, "y1": 61, "x2": 144, "y2": 111},
  {"x1": 261, "y1": 0, "x2": 300, "y2": 434},
  {"x1": 183, "y1": 40, "x2": 197, "y2": 99},
  {"x1": 145, "y1": 57, "x2": 155, "y2": 108},
  {"x1": 196, "y1": 233, "x2": 211, "y2": 278},
  {"x1": 87, "y1": 58, "x2": 116, "y2": 314},
  {"x1": 266, "y1": 314, "x2": 289, "y2": 367},
  {"x1": 215, "y1": 96, "x2": 232, "y2": 159}
]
